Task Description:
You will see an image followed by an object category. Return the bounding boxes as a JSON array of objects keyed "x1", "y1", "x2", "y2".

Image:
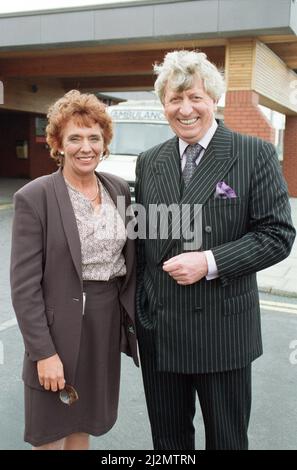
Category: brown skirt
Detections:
[{"x1": 24, "y1": 278, "x2": 122, "y2": 447}]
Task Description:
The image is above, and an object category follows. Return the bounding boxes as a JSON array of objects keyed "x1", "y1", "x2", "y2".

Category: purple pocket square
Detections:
[{"x1": 215, "y1": 181, "x2": 237, "y2": 199}]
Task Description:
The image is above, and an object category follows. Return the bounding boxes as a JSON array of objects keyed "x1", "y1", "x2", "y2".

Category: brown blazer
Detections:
[{"x1": 10, "y1": 168, "x2": 138, "y2": 391}]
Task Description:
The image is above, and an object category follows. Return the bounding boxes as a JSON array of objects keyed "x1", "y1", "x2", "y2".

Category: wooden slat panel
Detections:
[
  {"x1": 0, "y1": 40, "x2": 227, "y2": 59},
  {"x1": 268, "y1": 41, "x2": 297, "y2": 69},
  {"x1": 225, "y1": 39, "x2": 255, "y2": 90},
  {"x1": 258, "y1": 35, "x2": 297, "y2": 44},
  {"x1": 225, "y1": 39, "x2": 297, "y2": 115},
  {"x1": 0, "y1": 50, "x2": 158, "y2": 78},
  {"x1": 0, "y1": 47, "x2": 225, "y2": 79},
  {"x1": 254, "y1": 41, "x2": 297, "y2": 114},
  {"x1": 62, "y1": 75, "x2": 155, "y2": 91},
  {"x1": 0, "y1": 78, "x2": 65, "y2": 113}
]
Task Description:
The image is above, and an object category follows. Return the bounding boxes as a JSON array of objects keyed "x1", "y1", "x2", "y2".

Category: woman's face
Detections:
[{"x1": 60, "y1": 118, "x2": 104, "y2": 178}]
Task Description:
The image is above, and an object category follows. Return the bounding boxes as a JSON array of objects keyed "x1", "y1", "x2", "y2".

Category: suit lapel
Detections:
[
  {"x1": 158, "y1": 122, "x2": 239, "y2": 262},
  {"x1": 97, "y1": 171, "x2": 128, "y2": 227},
  {"x1": 97, "y1": 171, "x2": 134, "y2": 293},
  {"x1": 180, "y1": 122, "x2": 237, "y2": 205},
  {"x1": 52, "y1": 169, "x2": 82, "y2": 282},
  {"x1": 151, "y1": 137, "x2": 183, "y2": 260},
  {"x1": 152, "y1": 136, "x2": 182, "y2": 207},
  {"x1": 53, "y1": 169, "x2": 134, "y2": 292},
  {"x1": 97, "y1": 171, "x2": 118, "y2": 208}
]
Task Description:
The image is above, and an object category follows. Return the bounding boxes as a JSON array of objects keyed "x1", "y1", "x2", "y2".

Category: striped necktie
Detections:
[{"x1": 182, "y1": 143, "x2": 203, "y2": 187}]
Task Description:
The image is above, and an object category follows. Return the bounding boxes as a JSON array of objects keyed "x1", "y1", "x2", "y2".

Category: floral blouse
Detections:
[{"x1": 65, "y1": 177, "x2": 127, "y2": 281}]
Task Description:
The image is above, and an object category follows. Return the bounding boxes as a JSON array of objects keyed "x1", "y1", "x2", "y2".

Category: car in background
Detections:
[{"x1": 97, "y1": 100, "x2": 174, "y2": 201}]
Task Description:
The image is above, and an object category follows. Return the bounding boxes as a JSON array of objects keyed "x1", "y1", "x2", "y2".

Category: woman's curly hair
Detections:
[{"x1": 46, "y1": 90, "x2": 113, "y2": 167}]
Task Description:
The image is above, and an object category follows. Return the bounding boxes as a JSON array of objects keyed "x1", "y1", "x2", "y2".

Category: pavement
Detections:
[{"x1": 1, "y1": 176, "x2": 297, "y2": 298}]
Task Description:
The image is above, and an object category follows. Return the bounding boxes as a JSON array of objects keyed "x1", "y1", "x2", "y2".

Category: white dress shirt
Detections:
[{"x1": 179, "y1": 119, "x2": 219, "y2": 280}]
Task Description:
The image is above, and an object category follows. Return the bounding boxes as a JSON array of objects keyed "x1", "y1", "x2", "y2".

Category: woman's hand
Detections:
[{"x1": 37, "y1": 353, "x2": 65, "y2": 392}]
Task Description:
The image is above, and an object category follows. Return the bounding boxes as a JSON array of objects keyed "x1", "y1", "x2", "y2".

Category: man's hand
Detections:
[
  {"x1": 163, "y1": 252, "x2": 208, "y2": 285},
  {"x1": 37, "y1": 353, "x2": 65, "y2": 392}
]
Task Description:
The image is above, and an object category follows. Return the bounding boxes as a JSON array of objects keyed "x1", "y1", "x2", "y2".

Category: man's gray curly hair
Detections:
[{"x1": 154, "y1": 50, "x2": 225, "y2": 104}]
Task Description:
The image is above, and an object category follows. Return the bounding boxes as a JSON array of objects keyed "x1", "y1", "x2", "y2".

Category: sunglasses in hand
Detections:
[{"x1": 59, "y1": 384, "x2": 79, "y2": 406}]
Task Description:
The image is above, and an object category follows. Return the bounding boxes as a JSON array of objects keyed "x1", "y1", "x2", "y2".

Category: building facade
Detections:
[{"x1": 0, "y1": 0, "x2": 297, "y2": 194}]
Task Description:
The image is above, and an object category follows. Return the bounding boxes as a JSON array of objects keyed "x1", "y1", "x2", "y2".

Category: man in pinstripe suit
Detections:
[{"x1": 135, "y1": 50, "x2": 296, "y2": 450}]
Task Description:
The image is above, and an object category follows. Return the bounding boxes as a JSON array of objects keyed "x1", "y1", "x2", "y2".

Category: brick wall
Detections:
[
  {"x1": 224, "y1": 90, "x2": 297, "y2": 197},
  {"x1": 224, "y1": 90, "x2": 275, "y2": 143}
]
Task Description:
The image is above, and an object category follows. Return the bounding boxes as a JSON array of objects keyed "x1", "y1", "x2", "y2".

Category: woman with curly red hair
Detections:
[{"x1": 10, "y1": 90, "x2": 138, "y2": 450}]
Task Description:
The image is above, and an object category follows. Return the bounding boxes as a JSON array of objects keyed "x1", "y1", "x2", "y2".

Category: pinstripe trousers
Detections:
[{"x1": 138, "y1": 324, "x2": 252, "y2": 450}]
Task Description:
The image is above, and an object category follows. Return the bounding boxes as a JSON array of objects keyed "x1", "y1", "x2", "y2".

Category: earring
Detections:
[
  {"x1": 99, "y1": 153, "x2": 104, "y2": 161},
  {"x1": 60, "y1": 151, "x2": 64, "y2": 156}
]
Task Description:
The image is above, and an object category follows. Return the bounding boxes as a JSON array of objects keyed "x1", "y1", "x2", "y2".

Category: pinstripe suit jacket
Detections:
[{"x1": 135, "y1": 121, "x2": 295, "y2": 374}]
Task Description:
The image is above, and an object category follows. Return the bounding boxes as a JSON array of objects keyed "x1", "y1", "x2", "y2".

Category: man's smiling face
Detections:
[{"x1": 163, "y1": 74, "x2": 216, "y2": 144}]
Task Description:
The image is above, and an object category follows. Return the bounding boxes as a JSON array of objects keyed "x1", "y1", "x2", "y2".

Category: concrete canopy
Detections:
[
  {"x1": 0, "y1": 1, "x2": 297, "y2": 190},
  {"x1": 0, "y1": 1, "x2": 296, "y2": 109}
]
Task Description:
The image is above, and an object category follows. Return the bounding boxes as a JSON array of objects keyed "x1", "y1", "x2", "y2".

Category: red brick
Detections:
[{"x1": 225, "y1": 91, "x2": 275, "y2": 143}]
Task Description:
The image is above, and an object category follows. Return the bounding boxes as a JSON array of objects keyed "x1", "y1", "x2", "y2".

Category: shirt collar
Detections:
[{"x1": 179, "y1": 119, "x2": 218, "y2": 158}]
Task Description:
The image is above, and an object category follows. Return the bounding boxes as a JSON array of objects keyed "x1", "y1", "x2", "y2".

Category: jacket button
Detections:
[{"x1": 205, "y1": 226, "x2": 212, "y2": 233}]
